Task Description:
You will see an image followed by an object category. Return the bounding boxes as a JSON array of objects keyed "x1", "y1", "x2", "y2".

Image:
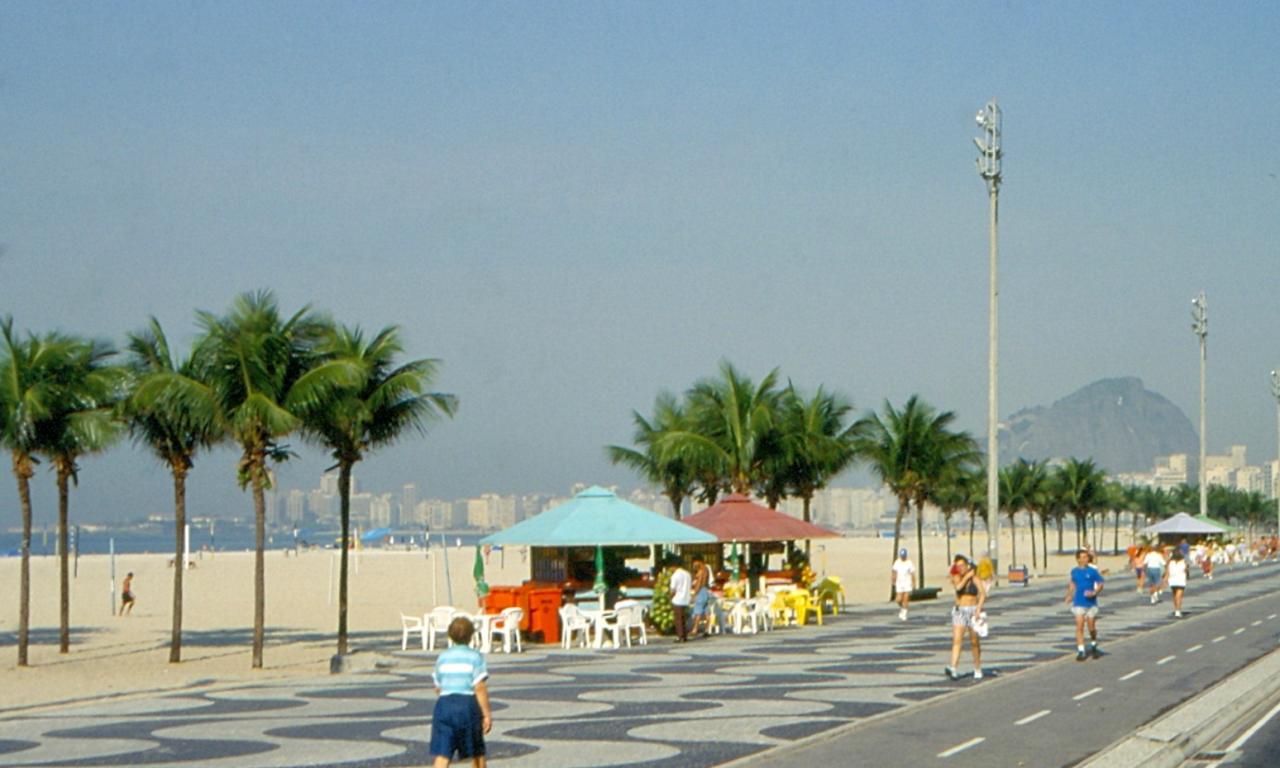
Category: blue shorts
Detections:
[
  {"x1": 430, "y1": 694, "x2": 485, "y2": 760},
  {"x1": 693, "y1": 587, "x2": 712, "y2": 615}
]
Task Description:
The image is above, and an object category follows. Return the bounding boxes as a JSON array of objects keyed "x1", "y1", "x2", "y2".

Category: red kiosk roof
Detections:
[{"x1": 681, "y1": 494, "x2": 841, "y2": 542}]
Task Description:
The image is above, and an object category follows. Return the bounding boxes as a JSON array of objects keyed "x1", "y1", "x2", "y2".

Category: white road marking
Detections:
[
  {"x1": 1234, "y1": 627, "x2": 1246, "y2": 635},
  {"x1": 1268, "y1": 613, "x2": 1277, "y2": 620},
  {"x1": 1213, "y1": 635, "x2": 1226, "y2": 643},
  {"x1": 1225, "y1": 700, "x2": 1280, "y2": 751},
  {"x1": 1252, "y1": 620, "x2": 1262, "y2": 627},
  {"x1": 937, "y1": 737, "x2": 985, "y2": 757},
  {"x1": 1119, "y1": 669, "x2": 1144, "y2": 681},
  {"x1": 1186, "y1": 644, "x2": 1203, "y2": 653},
  {"x1": 1073, "y1": 687, "x2": 1103, "y2": 701},
  {"x1": 1015, "y1": 709, "x2": 1051, "y2": 725},
  {"x1": 1156, "y1": 655, "x2": 1176, "y2": 665}
]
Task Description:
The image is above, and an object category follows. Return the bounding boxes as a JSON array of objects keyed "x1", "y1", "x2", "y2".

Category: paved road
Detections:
[
  {"x1": 742, "y1": 567, "x2": 1280, "y2": 768},
  {"x1": 1, "y1": 560, "x2": 1276, "y2": 767}
]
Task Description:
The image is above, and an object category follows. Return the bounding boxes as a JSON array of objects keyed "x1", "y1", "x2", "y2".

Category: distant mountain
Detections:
[{"x1": 999, "y1": 377, "x2": 1197, "y2": 473}]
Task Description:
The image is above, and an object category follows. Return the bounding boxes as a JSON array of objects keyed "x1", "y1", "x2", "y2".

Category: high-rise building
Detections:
[{"x1": 286, "y1": 489, "x2": 306, "y2": 524}]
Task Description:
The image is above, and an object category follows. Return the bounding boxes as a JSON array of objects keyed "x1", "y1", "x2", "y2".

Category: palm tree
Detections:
[
  {"x1": 662, "y1": 362, "x2": 782, "y2": 495},
  {"x1": 1057, "y1": 458, "x2": 1107, "y2": 549},
  {"x1": 931, "y1": 463, "x2": 975, "y2": 564},
  {"x1": 36, "y1": 335, "x2": 121, "y2": 654},
  {"x1": 776, "y1": 385, "x2": 859, "y2": 551},
  {"x1": 196, "y1": 291, "x2": 358, "y2": 668},
  {"x1": 853, "y1": 395, "x2": 976, "y2": 594},
  {"x1": 608, "y1": 392, "x2": 696, "y2": 519},
  {"x1": 299, "y1": 324, "x2": 456, "y2": 657},
  {"x1": 0, "y1": 319, "x2": 81, "y2": 666},
  {"x1": 998, "y1": 462, "x2": 1028, "y2": 568},
  {"x1": 123, "y1": 318, "x2": 224, "y2": 663},
  {"x1": 1012, "y1": 460, "x2": 1050, "y2": 572}
]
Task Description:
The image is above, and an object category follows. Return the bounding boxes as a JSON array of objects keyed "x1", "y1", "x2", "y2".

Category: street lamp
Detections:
[
  {"x1": 1270, "y1": 370, "x2": 1280, "y2": 535},
  {"x1": 1191, "y1": 293, "x2": 1207, "y2": 517},
  {"x1": 975, "y1": 100, "x2": 1002, "y2": 573}
]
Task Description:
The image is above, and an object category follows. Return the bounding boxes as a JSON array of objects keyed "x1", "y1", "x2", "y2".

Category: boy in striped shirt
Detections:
[{"x1": 431, "y1": 617, "x2": 492, "y2": 767}]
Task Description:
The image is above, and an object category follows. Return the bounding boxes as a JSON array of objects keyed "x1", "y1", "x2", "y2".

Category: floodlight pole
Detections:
[
  {"x1": 975, "y1": 99, "x2": 1002, "y2": 575},
  {"x1": 1191, "y1": 293, "x2": 1207, "y2": 518},
  {"x1": 1271, "y1": 370, "x2": 1280, "y2": 535}
]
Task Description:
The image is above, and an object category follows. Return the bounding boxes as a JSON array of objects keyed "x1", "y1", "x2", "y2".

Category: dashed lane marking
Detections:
[
  {"x1": 1213, "y1": 635, "x2": 1227, "y2": 643},
  {"x1": 1119, "y1": 669, "x2": 1144, "y2": 681},
  {"x1": 1015, "y1": 709, "x2": 1051, "y2": 725},
  {"x1": 1251, "y1": 620, "x2": 1262, "y2": 627},
  {"x1": 1157, "y1": 655, "x2": 1176, "y2": 665},
  {"x1": 1234, "y1": 627, "x2": 1246, "y2": 635},
  {"x1": 1073, "y1": 687, "x2": 1103, "y2": 701},
  {"x1": 937, "y1": 737, "x2": 985, "y2": 758},
  {"x1": 1187, "y1": 644, "x2": 1203, "y2": 653}
]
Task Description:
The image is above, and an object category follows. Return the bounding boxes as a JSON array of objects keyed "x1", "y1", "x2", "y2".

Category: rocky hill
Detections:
[{"x1": 999, "y1": 377, "x2": 1197, "y2": 473}]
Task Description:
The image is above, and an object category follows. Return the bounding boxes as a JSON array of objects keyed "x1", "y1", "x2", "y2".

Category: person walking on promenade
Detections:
[
  {"x1": 1065, "y1": 548, "x2": 1105, "y2": 660},
  {"x1": 1129, "y1": 544, "x2": 1146, "y2": 593},
  {"x1": 975, "y1": 552, "x2": 995, "y2": 593},
  {"x1": 1143, "y1": 546, "x2": 1166, "y2": 604},
  {"x1": 668, "y1": 557, "x2": 693, "y2": 642},
  {"x1": 945, "y1": 554, "x2": 986, "y2": 680},
  {"x1": 689, "y1": 555, "x2": 713, "y2": 637},
  {"x1": 430, "y1": 617, "x2": 492, "y2": 767},
  {"x1": 892, "y1": 548, "x2": 915, "y2": 621},
  {"x1": 1164, "y1": 549, "x2": 1188, "y2": 618},
  {"x1": 120, "y1": 572, "x2": 136, "y2": 616}
]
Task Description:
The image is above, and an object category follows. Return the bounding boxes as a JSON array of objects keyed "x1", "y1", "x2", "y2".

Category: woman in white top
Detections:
[
  {"x1": 1164, "y1": 549, "x2": 1188, "y2": 618},
  {"x1": 1143, "y1": 547, "x2": 1166, "y2": 604},
  {"x1": 892, "y1": 549, "x2": 915, "y2": 621}
]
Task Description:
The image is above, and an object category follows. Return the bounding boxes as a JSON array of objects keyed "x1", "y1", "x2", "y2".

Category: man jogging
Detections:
[
  {"x1": 892, "y1": 548, "x2": 915, "y2": 621},
  {"x1": 1065, "y1": 549, "x2": 1105, "y2": 660}
]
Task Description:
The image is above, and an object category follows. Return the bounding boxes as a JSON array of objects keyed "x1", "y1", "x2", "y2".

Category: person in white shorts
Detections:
[
  {"x1": 1065, "y1": 549, "x2": 1105, "y2": 661},
  {"x1": 892, "y1": 548, "x2": 915, "y2": 621},
  {"x1": 1164, "y1": 549, "x2": 1188, "y2": 618}
]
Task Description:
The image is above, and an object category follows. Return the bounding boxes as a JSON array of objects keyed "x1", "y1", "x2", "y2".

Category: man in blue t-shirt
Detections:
[
  {"x1": 1064, "y1": 549, "x2": 1105, "y2": 661},
  {"x1": 430, "y1": 617, "x2": 492, "y2": 767}
]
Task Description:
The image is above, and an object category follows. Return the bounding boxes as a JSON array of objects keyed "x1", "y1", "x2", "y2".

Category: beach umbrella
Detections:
[
  {"x1": 729, "y1": 541, "x2": 741, "y2": 581},
  {"x1": 473, "y1": 546, "x2": 489, "y2": 598}
]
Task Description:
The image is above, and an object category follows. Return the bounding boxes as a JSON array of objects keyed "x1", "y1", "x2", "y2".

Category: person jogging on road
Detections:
[
  {"x1": 1164, "y1": 549, "x2": 1188, "y2": 618},
  {"x1": 1065, "y1": 549, "x2": 1105, "y2": 660},
  {"x1": 892, "y1": 548, "x2": 915, "y2": 621},
  {"x1": 1143, "y1": 546, "x2": 1166, "y2": 604}
]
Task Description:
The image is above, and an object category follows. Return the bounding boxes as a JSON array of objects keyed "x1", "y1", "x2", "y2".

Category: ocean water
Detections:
[{"x1": 0, "y1": 524, "x2": 486, "y2": 557}]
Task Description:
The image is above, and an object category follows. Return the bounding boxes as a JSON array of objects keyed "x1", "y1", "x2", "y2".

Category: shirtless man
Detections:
[{"x1": 120, "y1": 572, "x2": 136, "y2": 616}]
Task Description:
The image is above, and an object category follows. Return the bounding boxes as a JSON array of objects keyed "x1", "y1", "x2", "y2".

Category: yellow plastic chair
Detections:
[
  {"x1": 786, "y1": 589, "x2": 823, "y2": 626},
  {"x1": 768, "y1": 590, "x2": 795, "y2": 626},
  {"x1": 811, "y1": 577, "x2": 846, "y2": 616}
]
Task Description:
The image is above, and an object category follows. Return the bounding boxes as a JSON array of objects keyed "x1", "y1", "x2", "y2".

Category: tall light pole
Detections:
[
  {"x1": 1270, "y1": 370, "x2": 1280, "y2": 534},
  {"x1": 975, "y1": 100, "x2": 1002, "y2": 572},
  {"x1": 1191, "y1": 293, "x2": 1207, "y2": 518}
]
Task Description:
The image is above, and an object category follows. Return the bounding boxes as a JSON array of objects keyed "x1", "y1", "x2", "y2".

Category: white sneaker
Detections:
[
  {"x1": 1150, "y1": 593, "x2": 1156, "y2": 604},
  {"x1": 973, "y1": 669, "x2": 984, "y2": 680},
  {"x1": 899, "y1": 609, "x2": 908, "y2": 621}
]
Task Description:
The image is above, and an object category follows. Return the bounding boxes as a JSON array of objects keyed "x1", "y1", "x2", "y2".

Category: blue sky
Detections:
[{"x1": 2, "y1": 3, "x2": 1278, "y2": 522}]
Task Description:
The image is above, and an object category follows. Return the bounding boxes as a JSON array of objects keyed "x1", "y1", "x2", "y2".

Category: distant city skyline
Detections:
[{"x1": 2, "y1": 4, "x2": 1278, "y2": 525}]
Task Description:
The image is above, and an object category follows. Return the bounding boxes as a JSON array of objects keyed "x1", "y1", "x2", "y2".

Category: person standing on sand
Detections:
[
  {"x1": 892, "y1": 548, "x2": 915, "y2": 621},
  {"x1": 945, "y1": 555, "x2": 986, "y2": 680},
  {"x1": 120, "y1": 572, "x2": 136, "y2": 616},
  {"x1": 430, "y1": 617, "x2": 492, "y2": 768},
  {"x1": 1065, "y1": 549, "x2": 1104, "y2": 661}
]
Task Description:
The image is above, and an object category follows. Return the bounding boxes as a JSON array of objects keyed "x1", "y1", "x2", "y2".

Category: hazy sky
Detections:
[{"x1": 2, "y1": 3, "x2": 1279, "y2": 524}]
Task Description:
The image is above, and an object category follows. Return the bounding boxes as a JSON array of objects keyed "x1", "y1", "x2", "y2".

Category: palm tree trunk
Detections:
[
  {"x1": 57, "y1": 464, "x2": 71, "y2": 654},
  {"x1": 803, "y1": 495, "x2": 812, "y2": 556},
  {"x1": 1008, "y1": 512, "x2": 1017, "y2": 568},
  {"x1": 1029, "y1": 512, "x2": 1037, "y2": 571},
  {"x1": 945, "y1": 514, "x2": 953, "y2": 563},
  {"x1": 915, "y1": 505, "x2": 925, "y2": 589},
  {"x1": 1041, "y1": 515, "x2": 1049, "y2": 570},
  {"x1": 1113, "y1": 511, "x2": 1120, "y2": 553},
  {"x1": 170, "y1": 467, "x2": 187, "y2": 663},
  {"x1": 337, "y1": 460, "x2": 353, "y2": 656},
  {"x1": 969, "y1": 512, "x2": 976, "y2": 556},
  {"x1": 251, "y1": 452, "x2": 267, "y2": 669},
  {"x1": 668, "y1": 491, "x2": 683, "y2": 521},
  {"x1": 14, "y1": 453, "x2": 33, "y2": 666},
  {"x1": 890, "y1": 497, "x2": 906, "y2": 600}
]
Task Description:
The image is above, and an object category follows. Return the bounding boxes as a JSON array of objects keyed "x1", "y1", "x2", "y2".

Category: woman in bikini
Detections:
[{"x1": 946, "y1": 554, "x2": 986, "y2": 681}]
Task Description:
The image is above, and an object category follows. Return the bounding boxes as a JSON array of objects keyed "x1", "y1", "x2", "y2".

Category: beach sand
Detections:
[{"x1": 0, "y1": 526, "x2": 1130, "y2": 710}]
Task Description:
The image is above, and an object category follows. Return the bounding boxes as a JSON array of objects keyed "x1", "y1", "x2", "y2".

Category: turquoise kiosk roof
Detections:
[{"x1": 480, "y1": 485, "x2": 716, "y2": 547}]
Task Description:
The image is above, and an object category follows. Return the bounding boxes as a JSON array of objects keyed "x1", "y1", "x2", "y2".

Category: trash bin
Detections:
[
  {"x1": 526, "y1": 587, "x2": 563, "y2": 645},
  {"x1": 482, "y1": 586, "x2": 519, "y2": 614}
]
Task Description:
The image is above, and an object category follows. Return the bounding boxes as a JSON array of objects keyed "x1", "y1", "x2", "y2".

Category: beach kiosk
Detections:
[
  {"x1": 681, "y1": 495, "x2": 840, "y2": 592},
  {"x1": 1141, "y1": 512, "x2": 1231, "y2": 543},
  {"x1": 480, "y1": 486, "x2": 716, "y2": 642}
]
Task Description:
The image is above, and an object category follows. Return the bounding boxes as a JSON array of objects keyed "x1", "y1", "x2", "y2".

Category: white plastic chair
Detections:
[
  {"x1": 426, "y1": 606, "x2": 456, "y2": 651},
  {"x1": 728, "y1": 600, "x2": 755, "y2": 635},
  {"x1": 489, "y1": 607, "x2": 524, "y2": 653},
  {"x1": 748, "y1": 597, "x2": 774, "y2": 632},
  {"x1": 400, "y1": 613, "x2": 427, "y2": 650},
  {"x1": 559, "y1": 604, "x2": 592, "y2": 648},
  {"x1": 614, "y1": 600, "x2": 648, "y2": 647}
]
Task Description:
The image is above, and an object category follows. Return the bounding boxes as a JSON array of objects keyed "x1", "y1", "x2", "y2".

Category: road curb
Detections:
[{"x1": 1079, "y1": 645, "x2": 1280, "y2": 768}]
